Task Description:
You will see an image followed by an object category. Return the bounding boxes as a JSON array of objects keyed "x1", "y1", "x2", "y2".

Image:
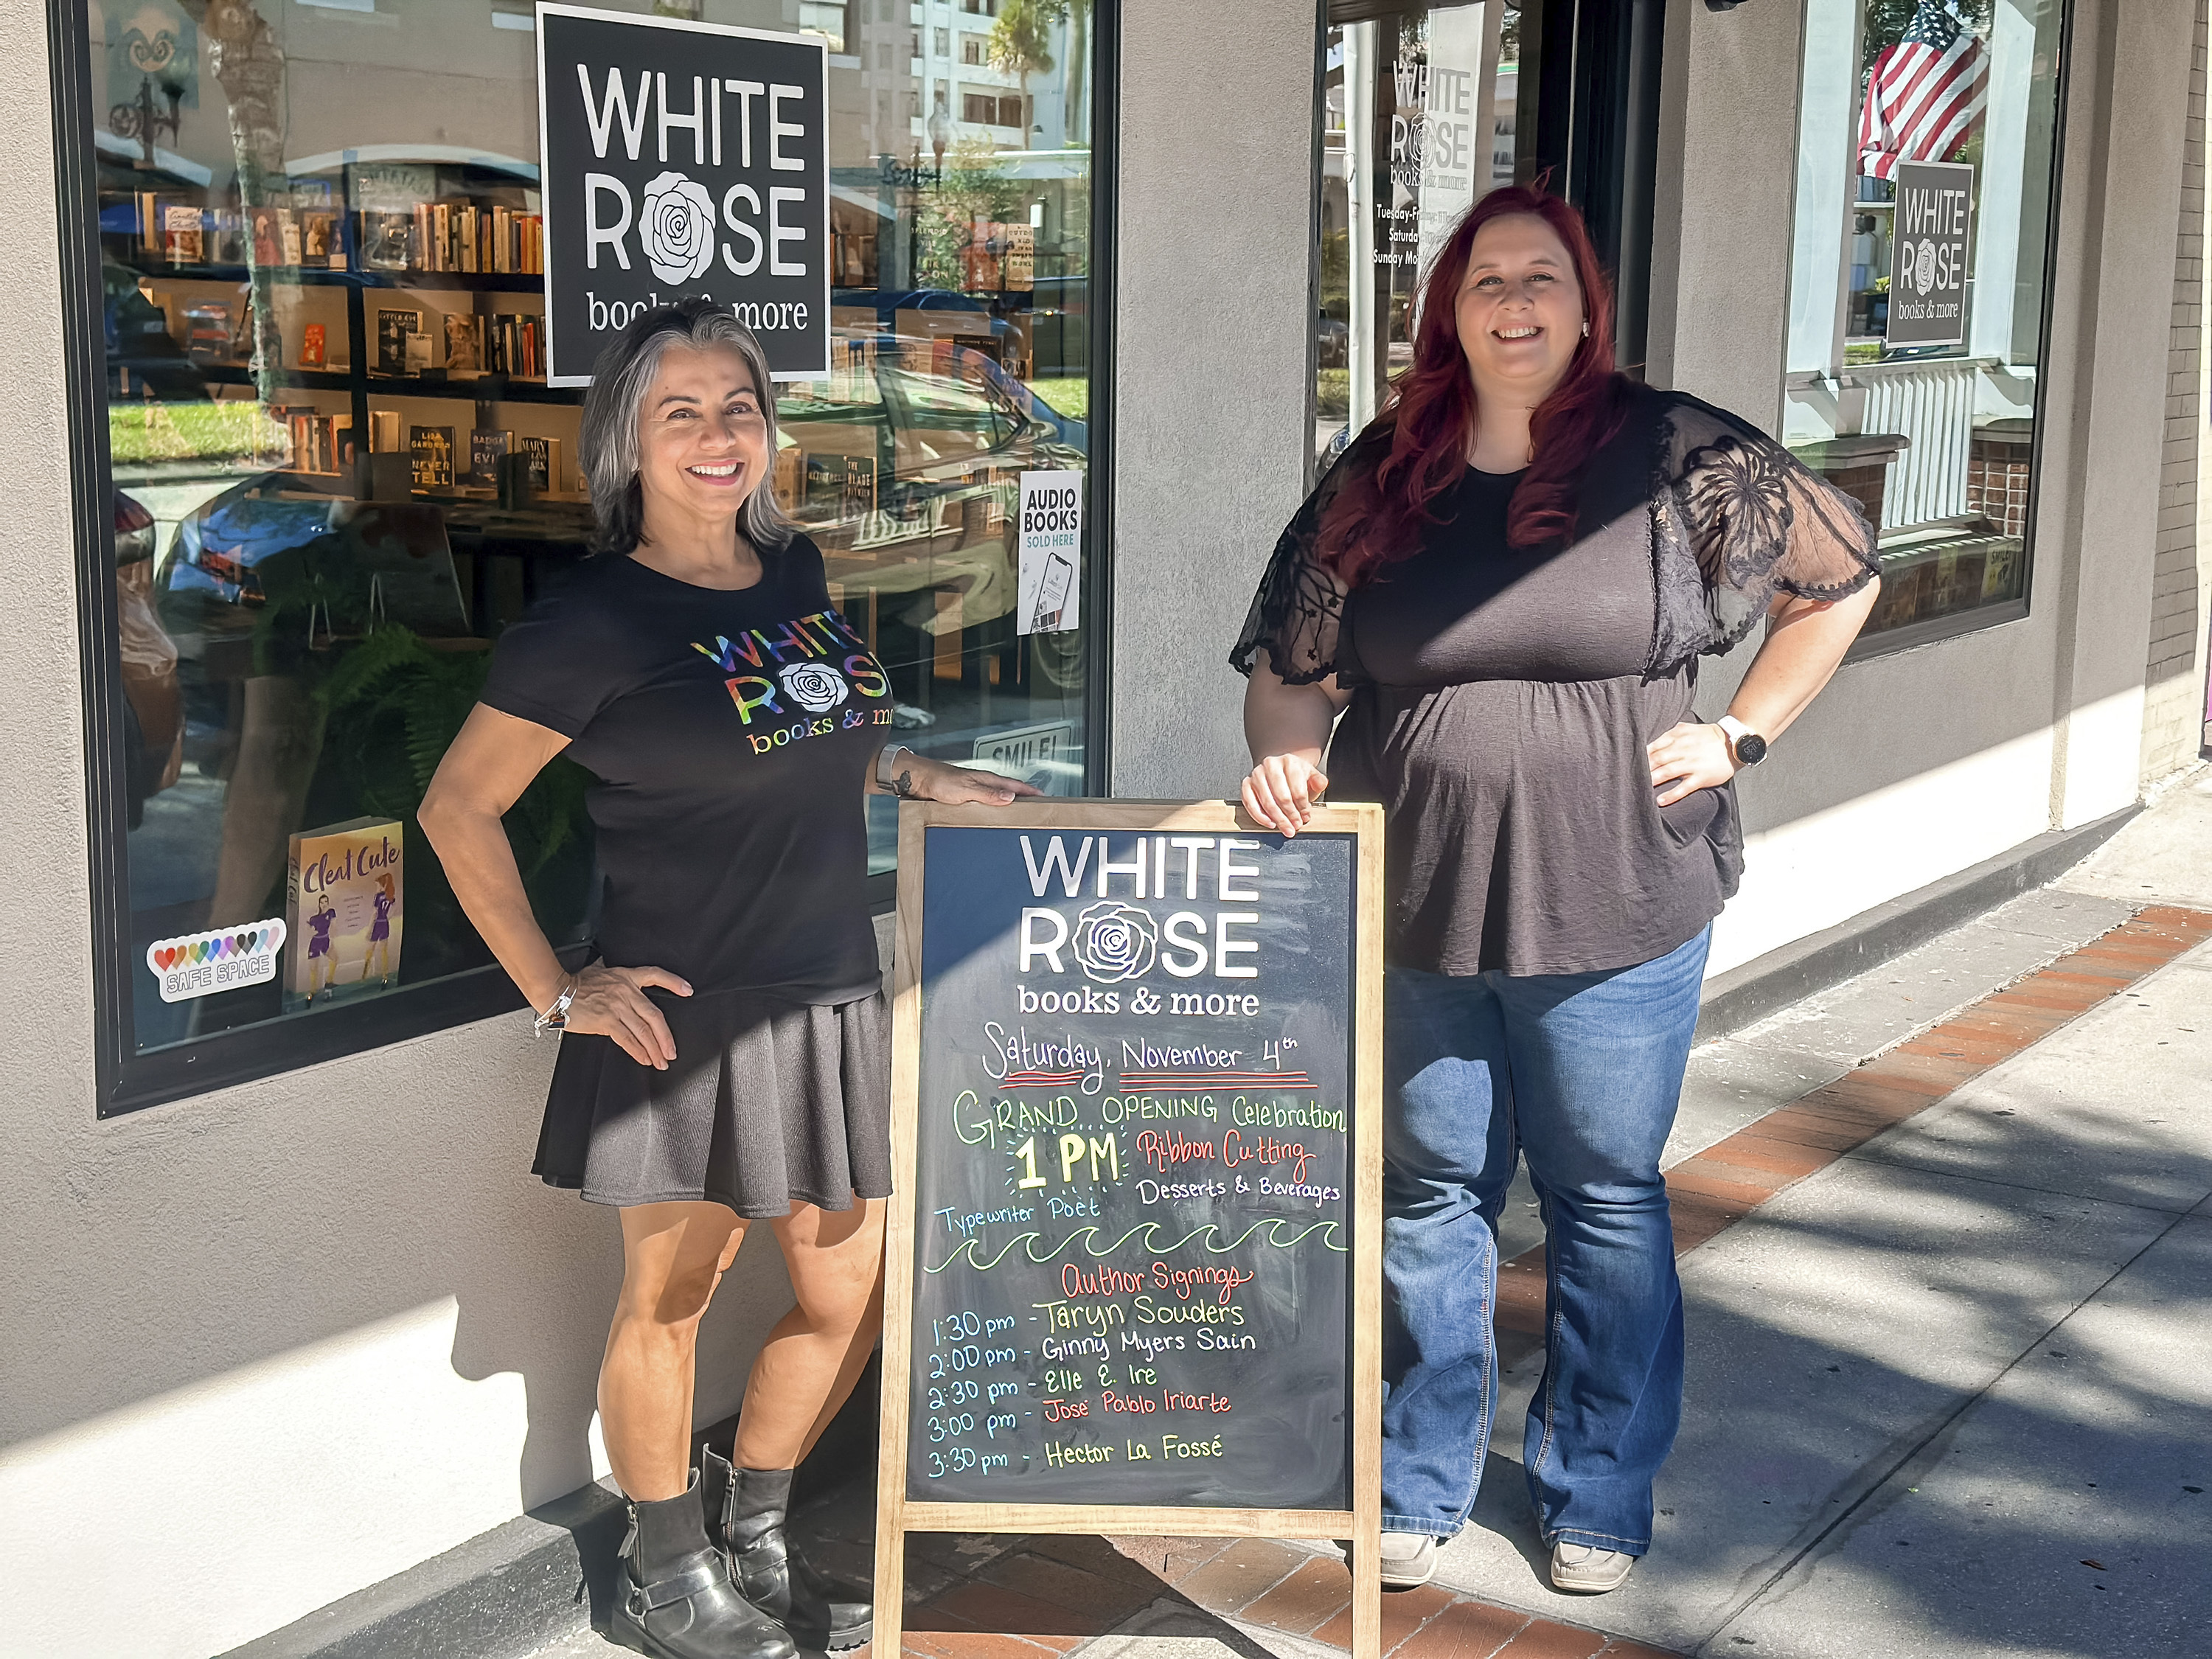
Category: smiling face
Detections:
[
  {"x1": 1455, "y1": 212, "x2": 1586, "y2": 406},
  {"x1": 635, "y1": 342, "x2": 771, "y2": 532}
]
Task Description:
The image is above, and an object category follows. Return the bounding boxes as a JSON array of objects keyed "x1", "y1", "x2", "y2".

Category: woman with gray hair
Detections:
[{"x1": 422, "y1": 299, "x2": 1032, "y2": 1659}]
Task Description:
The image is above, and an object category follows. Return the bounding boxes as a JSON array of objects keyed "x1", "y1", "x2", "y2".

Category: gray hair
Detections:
[{"x1": 577, "y1": 299, "x2": 796, "y2": 557}]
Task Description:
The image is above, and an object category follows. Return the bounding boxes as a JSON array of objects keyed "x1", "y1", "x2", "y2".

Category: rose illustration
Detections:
[
  {"x1": 639, "y1": 170, "x2": 717, "y2": 284},
  {"x1": 1070, "y1": 901, "x2": 1158, "y2": 984},
  {"x1": 779, "y1": 660, "x2": 849, "y2": 714}
]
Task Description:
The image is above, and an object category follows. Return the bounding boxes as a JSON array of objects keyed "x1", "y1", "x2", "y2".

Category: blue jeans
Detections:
[{"x1": 1380, "y1": 928, "x2": 1710, "y2": 1556}]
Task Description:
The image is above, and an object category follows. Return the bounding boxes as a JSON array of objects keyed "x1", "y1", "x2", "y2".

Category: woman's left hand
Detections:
[
  {"x1": 1646, "y1": 721, "x2": 1736, "y2": 806},
  {"x1": 894, "y1": 753, "x2": 1043, "y2": 806}
]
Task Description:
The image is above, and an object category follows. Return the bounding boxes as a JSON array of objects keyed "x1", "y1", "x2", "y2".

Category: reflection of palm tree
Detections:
[
  {"x1": 988, "y1": 0, "x2": 1068, "y2": 141},
  {"x1": 195, "y1": 0, "x2": 288, "y2": 403}
]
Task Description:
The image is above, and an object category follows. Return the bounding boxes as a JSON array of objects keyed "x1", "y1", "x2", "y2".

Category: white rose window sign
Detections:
[
  {"x1": 1070, "y1": 902, "x2": 1158, "y2": 985},
  {"x1": 639, "y1": 170, "x2": 719, "y2": 285}
]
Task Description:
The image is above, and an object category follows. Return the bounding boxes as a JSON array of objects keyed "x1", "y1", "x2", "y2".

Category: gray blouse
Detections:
[{"x1": 1231, "y1": 385, "x2": 1881, "y2": 977}]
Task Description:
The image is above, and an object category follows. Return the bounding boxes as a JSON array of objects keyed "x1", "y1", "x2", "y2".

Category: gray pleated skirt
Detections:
[{"x1": 533, "y1": 986, "x2": 892, "y2": 1217}]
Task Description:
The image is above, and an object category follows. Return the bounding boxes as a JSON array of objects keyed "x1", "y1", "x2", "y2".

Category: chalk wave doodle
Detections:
[{"x1": 924, "y1": 1215, "x2": 1345, "y2": 1276}]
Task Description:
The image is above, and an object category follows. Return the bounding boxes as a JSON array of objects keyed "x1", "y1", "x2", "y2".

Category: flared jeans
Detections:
[{"x1": 1379, "y1": 928, "x2": 1710, "y2": 1556}]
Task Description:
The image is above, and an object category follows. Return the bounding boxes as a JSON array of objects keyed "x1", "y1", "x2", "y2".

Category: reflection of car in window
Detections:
[{"x1": 776, "y1": 319, "x2": 1088, "y2": 713}]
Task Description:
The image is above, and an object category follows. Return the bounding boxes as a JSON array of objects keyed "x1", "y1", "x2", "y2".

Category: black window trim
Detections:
[
  {"x1": 55, "y1": 0, "x2": 1120, "y2": 1117},
  {"x1": 1829, "y1": 0, "x2": 2076, "y2": 659}
]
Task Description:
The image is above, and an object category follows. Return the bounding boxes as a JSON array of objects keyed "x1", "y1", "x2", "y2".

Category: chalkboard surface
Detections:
[{"x1": 905, "y1": 821, "x2": 1359, "y2": 1509}]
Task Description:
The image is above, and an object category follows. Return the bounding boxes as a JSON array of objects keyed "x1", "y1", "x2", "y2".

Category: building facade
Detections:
[{"x1": 0, "y1": 1, "x2": 2205, "y2": 1655}]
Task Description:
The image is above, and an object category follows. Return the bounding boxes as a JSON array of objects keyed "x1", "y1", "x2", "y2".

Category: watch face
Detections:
[{"x1": 1734, "y1": 731, "x2": 1768, "y2": 766}]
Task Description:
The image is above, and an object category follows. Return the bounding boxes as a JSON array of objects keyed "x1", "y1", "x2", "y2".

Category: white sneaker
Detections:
[
  {"x1": 1378, "y1": 1531, "x2": 1439, "y2": 1589},
  {"x1": 1549, "y1": 1540, "x2": 1635, "y2": 1593}
]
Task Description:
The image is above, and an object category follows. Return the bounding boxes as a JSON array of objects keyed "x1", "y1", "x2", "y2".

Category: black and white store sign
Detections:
[
  {"x1": 535, "y1": 2, "x2": 828, "y2": 384},
  {"x1": 1886, "y1": 160, "x2": 1974, "y2": 349}
]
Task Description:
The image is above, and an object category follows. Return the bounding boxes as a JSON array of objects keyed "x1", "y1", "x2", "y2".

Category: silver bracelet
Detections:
[
  {"x1": 877, "y1": 742, "x2": 922, "y2": 799},
  {"x1": 532, "y1": 975, "x2": 576, "y2": 1037}
]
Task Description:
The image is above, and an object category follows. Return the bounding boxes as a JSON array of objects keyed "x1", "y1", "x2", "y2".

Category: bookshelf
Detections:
[{"x1": 115, "y1": 161, "x2": 580, "y2": 506}]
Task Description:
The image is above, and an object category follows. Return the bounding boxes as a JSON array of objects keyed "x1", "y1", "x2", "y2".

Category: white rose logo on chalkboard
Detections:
[
  {"x1": 779, "y1": 660, "x2": 849, "y2": 714},
  {"x1": 1071, "y1": 901, "x2": 1158, "y2": 984},
  {"x1": 639, "y1": 170, "x2": 718, "y2": 284}
]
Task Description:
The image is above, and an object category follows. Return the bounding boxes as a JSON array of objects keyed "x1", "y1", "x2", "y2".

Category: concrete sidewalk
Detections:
[{"x1": 535, "y1": 773, "x2": 2212, "y2": 1659}]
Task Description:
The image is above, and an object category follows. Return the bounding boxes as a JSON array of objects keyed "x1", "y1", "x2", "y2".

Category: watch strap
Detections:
[{"x1": 1717, "y1": 715, "x2": 1765, "y2": 765}]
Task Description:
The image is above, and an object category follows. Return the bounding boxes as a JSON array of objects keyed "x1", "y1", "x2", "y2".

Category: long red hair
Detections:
[{"x1": 1318, "y1": 186, "x2": 1628, "y2": 583}]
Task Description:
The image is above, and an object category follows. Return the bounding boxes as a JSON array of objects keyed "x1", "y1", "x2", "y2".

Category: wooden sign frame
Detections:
[{"x1": 875, "y1": 799, "x2": 1385, "y2": 1659}]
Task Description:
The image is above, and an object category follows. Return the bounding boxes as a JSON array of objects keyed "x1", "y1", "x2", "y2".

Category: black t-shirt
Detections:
[
  {"x1": 1339, "y1": 466, "x2": 1653, "y2": 685},
  {"x1": 481, "y1": 539, "x2": 891, "y2": 1002}
]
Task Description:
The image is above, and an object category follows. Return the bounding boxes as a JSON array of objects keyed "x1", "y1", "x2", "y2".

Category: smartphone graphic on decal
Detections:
[{"x1": 1029, "y1": 549, "x2": 1076, "y2": 633}]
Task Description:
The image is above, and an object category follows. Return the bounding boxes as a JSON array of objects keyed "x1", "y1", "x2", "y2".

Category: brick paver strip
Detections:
[
  {"x1": 881, "y1": 909, "x2": 2212, "y2": 1659},
  {"x1": 1239, "y1": 1554, "x2": 1356, "y2": 1635},
  {"x1": 1387, "y1": 1597, "x2": 1533, "y2": 1659}
]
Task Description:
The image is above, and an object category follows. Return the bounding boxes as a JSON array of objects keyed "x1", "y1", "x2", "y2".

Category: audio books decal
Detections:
[{"x1": 1018, "y1": 470, "x2": 1083, "y2": 636}]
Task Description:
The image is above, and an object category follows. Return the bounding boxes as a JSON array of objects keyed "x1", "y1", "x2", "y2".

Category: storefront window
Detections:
[
  {"x1": 1782, "y1": 0, "x2": 2066, "y2": 644},
  {"x1": 1317, "y1": 1, "x2": 1520, "y2": 468},
  {"x1": 74, "y1": 0, "x2": 1097, "y2": 1105}
]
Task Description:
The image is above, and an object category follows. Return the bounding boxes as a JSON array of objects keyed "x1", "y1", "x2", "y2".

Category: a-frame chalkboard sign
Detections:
[{"x1": 876, "y1": 799, "x2": 1385, "y2": 1658}]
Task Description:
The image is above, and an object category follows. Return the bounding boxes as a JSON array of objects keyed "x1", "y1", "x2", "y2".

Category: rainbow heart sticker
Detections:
[{"x1": 146, "y1": 918, "x2": 289, "y2": 1004}]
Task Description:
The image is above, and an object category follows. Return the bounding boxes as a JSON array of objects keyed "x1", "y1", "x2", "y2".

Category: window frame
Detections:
[
  {"x1": 1795, "y1": 0, "x2": 2079, "y2": 664},
  {"x1": 55, "y1": 0, "x2": 1120, "y2": 1117}
]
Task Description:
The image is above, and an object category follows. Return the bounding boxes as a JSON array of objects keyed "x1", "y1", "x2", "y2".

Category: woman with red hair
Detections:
[{"x1": 1234, "y1": 188, "x2": 1879, "y2": 1596}]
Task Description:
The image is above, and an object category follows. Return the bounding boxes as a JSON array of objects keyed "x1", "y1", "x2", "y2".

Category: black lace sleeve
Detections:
[
  {"x1": 1228, "y1": 445, "x2": 1363, "y2": 684},
  {"x1": 1649, "y1": 394, "x2": 1882, "y2": 666}
]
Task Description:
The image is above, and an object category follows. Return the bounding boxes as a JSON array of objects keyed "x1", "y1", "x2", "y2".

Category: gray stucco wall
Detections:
[
  {"x1": 1107, "y1": 0, "x2": 1317, "y2": 799},
  {"x1": 0, "y1": 10, "x2": 793, "y2": 1655}
]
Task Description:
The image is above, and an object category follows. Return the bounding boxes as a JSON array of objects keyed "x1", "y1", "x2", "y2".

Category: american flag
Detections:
[{"x1": 1858, "y1": 0, "x2": 1989, "y2": 181}]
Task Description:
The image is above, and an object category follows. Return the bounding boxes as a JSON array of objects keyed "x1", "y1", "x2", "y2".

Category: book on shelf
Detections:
[
  {"x1": 404, "y1": 333, "x2": 434, "y2": 374},
  {"x1": 285, "y1": 817, "x2": 403, "y2": 1003},
  {"x1": 299, "y1": 322, "x2": 327, "y2": 369},
  {"x1": 410, "y1": 425, "x2": 456, "y2": 490},
  {"x1": 302, "y1": 212, "x2": 337, "y2": 265},
  {"x1": 771, "y1": 444, "x2": 804, "y2": 512},
  {"x1": 484, "y1": 311, "x2": 546, "y2": 379},
  {"x1": 391, "y1": 199, "x2": 543, "y2": 276},
  {"x1": 137, "y1": 190, "x2": 159, "y2": 259},
  {"x1": 249, "y1": 207, "x2": 280, "y2": 266},
  {"x1": 376, "y1": 308, "x2": 421, "y2": 376},
  {"x1": 281, "y1": 409, "x2": 352, "y2": 476},
  {"x1": 467, "y1": 428, "x2": 513, "y2": 490},
  {"x1": 276, "y1": 208, "x2": 303, "y2": 267},
  {"x1": 445, "y1": 313, "x2": 483, "y2": 372},
  {"x1": 828, "y1": 335, "x2": 874, "y2": 403},
  {"x1": 181, "y1": 302, "x2": 232, "y2": 365},
  {"x1": 807, "y1": 454, "x2": 877, "y2": 518},
  {"x1": 521, "y1": 434, "x2": 562, "y2": 495},
  {"x1": 361, "y1": 211, "x2": 412, "y2": 272},
  {"x1": 161, "y1": 204, "x2": 203, "y2": 265},
  {"x1": 1004, "y1": 223, "x2": 1034, "y2": 292},
  {"x1": 367, "y1": 409, "x2": 403, "y2": 453}
]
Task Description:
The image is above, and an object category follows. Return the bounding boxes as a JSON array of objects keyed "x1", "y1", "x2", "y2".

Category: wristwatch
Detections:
[{"x1": 1717, "y1": 715, "x2": 1768, "y2": 768}]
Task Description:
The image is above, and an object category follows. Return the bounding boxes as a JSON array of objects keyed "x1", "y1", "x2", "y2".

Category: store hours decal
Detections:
[{"x1": 535, "y1": 3, "x2": 829, "y2": 383}]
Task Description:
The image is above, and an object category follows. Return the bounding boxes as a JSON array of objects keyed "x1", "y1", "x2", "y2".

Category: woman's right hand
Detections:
[
  {"x1": 1241, "y1": 753, "x2": 1329, "y2": 838},
  {"x1": 557, "y1": 964, "x2": 694, "y2": 1070}
]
